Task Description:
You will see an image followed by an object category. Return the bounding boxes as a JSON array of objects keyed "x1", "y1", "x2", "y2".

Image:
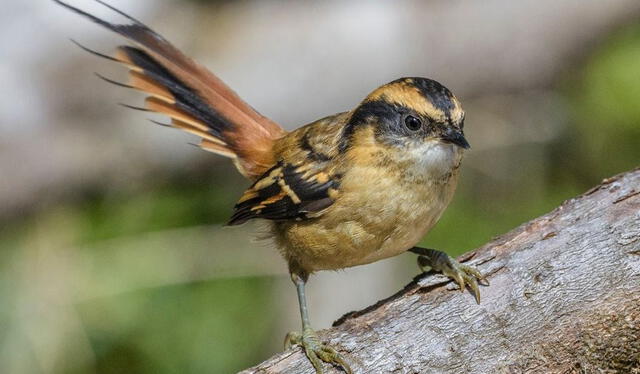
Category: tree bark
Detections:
[{"x1": 240, "y1": 168, "x2": 640, "y2": 374}]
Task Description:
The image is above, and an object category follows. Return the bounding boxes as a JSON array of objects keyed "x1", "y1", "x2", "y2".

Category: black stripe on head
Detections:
[
  {"x1": 400, "y1": 77, "x2": 456, "y2": 120},
  {"x1": 340, "y1": 100, "x2": 401, "y2": 152}
]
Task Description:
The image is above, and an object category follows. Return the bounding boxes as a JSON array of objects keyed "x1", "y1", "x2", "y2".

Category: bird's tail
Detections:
[{"x1": 54, "y1": 0, "x2": 286, "y2": 179}]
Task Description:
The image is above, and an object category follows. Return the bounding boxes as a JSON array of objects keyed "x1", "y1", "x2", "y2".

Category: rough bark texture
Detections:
[{"x1": 240, "y1": 168, "x2": 640, "y2": 374}]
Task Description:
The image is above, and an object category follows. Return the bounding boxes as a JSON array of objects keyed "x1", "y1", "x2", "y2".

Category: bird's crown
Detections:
[{"x1": 363, "y1": 77, "x2": 463, "y2": 124}]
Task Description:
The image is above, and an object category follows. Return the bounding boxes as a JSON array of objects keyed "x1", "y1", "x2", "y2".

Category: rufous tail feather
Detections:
[{"x1": 55, "y1": 0, "x2": 286, "y2": 179}]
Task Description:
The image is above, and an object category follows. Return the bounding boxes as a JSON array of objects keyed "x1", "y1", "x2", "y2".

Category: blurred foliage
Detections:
[
  {"x1": 79, "y1": 278, "x2": 276, "y2": 374},
  {"x1": 556, "y1": 23, "x2": 640, "y2": 186},
  {"x1": 77, "y1": 166, "x2": 242, "y2": 243}
]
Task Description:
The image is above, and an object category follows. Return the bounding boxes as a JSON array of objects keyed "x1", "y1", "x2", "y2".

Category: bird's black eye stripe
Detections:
[{"x1": 404, "y1": 115, "x2": 422, "y2": 131}]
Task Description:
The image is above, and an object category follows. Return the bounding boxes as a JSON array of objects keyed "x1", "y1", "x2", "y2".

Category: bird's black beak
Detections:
[{"x1": 441, "y1": 128, "x2": 470, "y2": 149}]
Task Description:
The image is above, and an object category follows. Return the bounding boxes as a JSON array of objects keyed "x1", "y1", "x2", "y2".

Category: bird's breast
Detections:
[
  {"x1": 333, "y1": 158, "x2": 460, "y2": 266},
  {"x1": 276, "y1": 142, "x2": 462, "y2": 272}
]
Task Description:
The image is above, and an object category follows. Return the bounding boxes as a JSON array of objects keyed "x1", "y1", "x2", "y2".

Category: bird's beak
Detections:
[{"x1": 441, "y1": 128, "x2": 470, "y2": 149}]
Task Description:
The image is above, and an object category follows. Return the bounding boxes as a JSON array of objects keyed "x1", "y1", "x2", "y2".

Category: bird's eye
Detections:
[{"x1": 404, "y1": 115, "x2": 422, "y2": 131}]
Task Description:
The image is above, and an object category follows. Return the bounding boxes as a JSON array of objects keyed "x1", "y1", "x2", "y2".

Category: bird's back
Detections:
[{"x1": 272, "y1": 112, "x2": 350, "y2": 165}]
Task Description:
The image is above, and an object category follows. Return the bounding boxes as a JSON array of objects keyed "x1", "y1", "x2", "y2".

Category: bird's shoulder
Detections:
[{"x1": 274, "y1": 111, "x2": 350, "y2": 163}]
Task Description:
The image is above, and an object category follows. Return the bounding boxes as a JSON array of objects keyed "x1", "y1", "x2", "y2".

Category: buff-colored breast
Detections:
[{"x1": 273, "y1": 127, "x2": 463, "y2": 273}]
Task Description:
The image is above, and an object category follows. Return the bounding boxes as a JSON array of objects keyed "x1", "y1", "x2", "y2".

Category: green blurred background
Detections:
[{"x1": 2, "y1": 0, "x2": 639, "y2": 373}]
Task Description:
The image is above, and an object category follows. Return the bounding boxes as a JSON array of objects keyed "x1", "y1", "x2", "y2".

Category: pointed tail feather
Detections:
[{"x1": 55, "y1": 0, "x2": 286, "y2": 179}]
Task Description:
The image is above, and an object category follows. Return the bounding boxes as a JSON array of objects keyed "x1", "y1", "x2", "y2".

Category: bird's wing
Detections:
[
  {"x1": 54, "y1": 0, "x2": 286, "y2": 179},
  {"x1": 227, "y1": 161, "x2": 340, "y2": 225}
]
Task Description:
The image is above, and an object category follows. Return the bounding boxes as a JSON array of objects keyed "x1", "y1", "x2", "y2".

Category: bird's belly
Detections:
[
  {"x1": 340, "y1": 183, "x2": 452, "y2": 267},
  {"x1": 275, "y1": 169, "x2": 458, "y2": 272}
]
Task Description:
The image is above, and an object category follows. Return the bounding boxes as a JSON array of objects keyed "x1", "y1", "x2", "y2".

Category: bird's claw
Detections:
[
  {"x1": 284, "y1": 328, "x2": 352, "y2": 374},
  {"x1": 418, "y1": 252, "x2": 488, "y2": 304}
]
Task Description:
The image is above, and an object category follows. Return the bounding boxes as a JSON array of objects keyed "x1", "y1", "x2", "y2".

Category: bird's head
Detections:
[
  {"x1": 343, "y1": 77, "x2": 468, "y2": 178},
  {"x1": 347, "y1": 77, "x2": 468, "y2": 151}
]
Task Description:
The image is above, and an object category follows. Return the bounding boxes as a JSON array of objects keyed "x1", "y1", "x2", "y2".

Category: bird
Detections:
[{"x1": 54, "y1": 1, "x2": 486, "y2": 373}]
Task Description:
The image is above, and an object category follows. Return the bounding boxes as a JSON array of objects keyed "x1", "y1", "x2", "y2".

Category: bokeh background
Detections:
[{"x1": 2, "y1": 0, "x2": 640, "y2": 373}]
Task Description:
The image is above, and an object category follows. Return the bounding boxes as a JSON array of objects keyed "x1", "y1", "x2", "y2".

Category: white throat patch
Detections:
[{"x1": 406, "y1": 141, "x2": 464, "y2": 180}]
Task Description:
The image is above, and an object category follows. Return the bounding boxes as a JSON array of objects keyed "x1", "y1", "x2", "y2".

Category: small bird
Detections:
[{"x1": 55, "y1": 1, "x2": 486, "y2": 373}]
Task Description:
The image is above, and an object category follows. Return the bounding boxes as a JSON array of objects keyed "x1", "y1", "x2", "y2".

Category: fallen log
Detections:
[{"x1": 240, "y1": 167, "x2": 640, "y2": 373}]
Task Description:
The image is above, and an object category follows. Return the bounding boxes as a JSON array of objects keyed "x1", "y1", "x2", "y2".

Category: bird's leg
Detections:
[
  {"x1": 409, "y1": 246, "x2": 488, "y2": 304},
  {"x1": 284, "y1": 271, "x2": 352, "y2": 374}
]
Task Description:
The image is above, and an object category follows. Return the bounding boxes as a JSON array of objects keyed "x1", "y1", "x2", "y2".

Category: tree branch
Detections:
[{"x1": 240, "y1": 168, "x2": 640, "y2": 374}]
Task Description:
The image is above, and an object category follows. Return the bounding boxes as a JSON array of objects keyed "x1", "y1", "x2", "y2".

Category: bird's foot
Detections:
[
  {"x1": 415, "y1": 248, "x2": 488, "y2": 304},
  {"x1": 284, "y1": 328, "x2": 352, "y2": 374}
]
